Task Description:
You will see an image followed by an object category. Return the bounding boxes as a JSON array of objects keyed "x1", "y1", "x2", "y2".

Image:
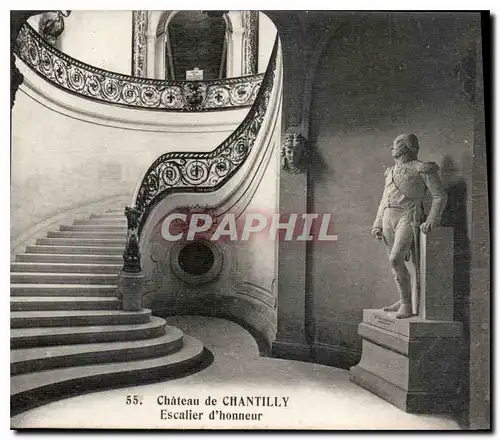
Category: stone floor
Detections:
[{"x1": 11, "y1": 315, "x2": 460, "y2": 430}]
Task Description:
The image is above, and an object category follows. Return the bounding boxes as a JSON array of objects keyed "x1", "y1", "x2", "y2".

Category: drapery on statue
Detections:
[{"x1": 371, "y1": 134, "x2": 448, "y2": 319}]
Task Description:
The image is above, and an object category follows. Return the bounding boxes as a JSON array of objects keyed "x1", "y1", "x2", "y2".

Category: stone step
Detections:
[
  {"x1": 11, "y1": 284, "x2": 118, "y2": 297},
  {"x1": 104, "y1": 209, "x2": 127, "y2": 214},
  {"x1": 47, "y1": 231, "x2": 126, "y2": 239},
  {"x1": 60, "y1": 224, "x2": 126, "y2": 232},
  {"x1": 73, "y1": 219, "x2": 127, "y2": 226},
  {"x1": 11, "y1": 272, "x2": 118, "y2": 285},
  {"x1": 11, "y1": 335, "x2": 208, "y2": 416},
  {"x1": 11, "y1": 296, "x2": 121, "y2": 311},
  {"x1": 89, "y1": 213, "x2": 125, "y2": 219},
  {"x1": 11, "y1": 328, "x2": 184, "y2": 375},
  {"x1": 26, "y1": 245, "x2": 124, "y2": 255},
  {"x1": 37, "y1": 238, "x2": 126, "y2": 246},
  {"x1": 11, "y1": 308, "x2": 152, "y2": 329},
  {"x1": 11, "y1": 316, "x2": 167, "y2": 349},
  {"x1": 16, "y1": 253, "x2": 123, "y2": 264},
  {"x1": 11, "y1": 262, "x2": 122, "y2": 274}
]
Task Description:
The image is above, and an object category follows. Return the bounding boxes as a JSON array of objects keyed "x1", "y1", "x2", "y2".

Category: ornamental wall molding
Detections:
[{"x1": 15, "y1": 23, "x2": 263, "y2": 112}]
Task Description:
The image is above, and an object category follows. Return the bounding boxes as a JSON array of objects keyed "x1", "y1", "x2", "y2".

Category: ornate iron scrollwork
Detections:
[
  {"x1": 183, "y1": 82, "x2": 206, "y2": 107},
  {"x1": 133, "y1": 37, "x2": 279, "y2": 235},
  {"x1": 123, "y1": 206, "x2": 142, "y2": 273},
  {"x1": 15, "y1": 23, "x2": 263, "y2": 111}
]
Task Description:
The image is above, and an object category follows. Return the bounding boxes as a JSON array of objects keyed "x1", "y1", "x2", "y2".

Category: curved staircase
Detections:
[{"x1": 11, "y1": 208, "x2": 212, "y2": 416}]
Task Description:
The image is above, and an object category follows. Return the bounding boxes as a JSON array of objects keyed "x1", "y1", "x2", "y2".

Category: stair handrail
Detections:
[
  {"x1": 14, "y1": 23, "x2": 264, "y2": 112},
  {"x1": 131, "y1": 36, "x2": 280, "y2": 237}
]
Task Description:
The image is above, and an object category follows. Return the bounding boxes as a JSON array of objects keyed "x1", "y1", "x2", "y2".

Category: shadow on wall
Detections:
[
  {"x1": 307, "y1": 136, "x2": 329, "y2": 182},
  {"x1": 439, "y1": 154, "x2": 471, "y2": 422}
]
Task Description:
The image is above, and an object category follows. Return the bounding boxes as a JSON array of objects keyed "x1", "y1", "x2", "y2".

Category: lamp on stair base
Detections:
[{"x1": 118, "y1": 206, "x2": 145, "y2": 311}]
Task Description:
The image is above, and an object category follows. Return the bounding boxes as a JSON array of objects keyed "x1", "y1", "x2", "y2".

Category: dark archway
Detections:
[{"x1": 166, "y1": 11, "x2": 227, "y2": 80}]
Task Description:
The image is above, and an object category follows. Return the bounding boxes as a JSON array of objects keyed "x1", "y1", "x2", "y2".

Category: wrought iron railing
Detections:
[
  {"x1": 132, "y1": 37, "x2": 279, "y2": 235},
  {"x1": 14, "y1": 23, "x2": 264, "y2": 112}
]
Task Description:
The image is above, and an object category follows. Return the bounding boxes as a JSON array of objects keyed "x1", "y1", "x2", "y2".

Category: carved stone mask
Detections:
[{"x1": 281, "y1": 132, "x2": 306, "y2": 174}]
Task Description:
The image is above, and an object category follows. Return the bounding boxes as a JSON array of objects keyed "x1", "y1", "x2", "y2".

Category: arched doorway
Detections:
[
  {"x1": 165, "y1": 11, "x2": 227, "y2": 80},
  {"x1": 147, "y1": 11, "x2": 265, "y2": 80}
]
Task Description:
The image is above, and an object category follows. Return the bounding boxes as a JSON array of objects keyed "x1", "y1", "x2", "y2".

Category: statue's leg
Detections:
[
  {"x1": 382, "y1": 212, "x2": 401, "y2": 312},
  {"x1": 389, "y1": 216, "x2": 414, "y2": 319}
]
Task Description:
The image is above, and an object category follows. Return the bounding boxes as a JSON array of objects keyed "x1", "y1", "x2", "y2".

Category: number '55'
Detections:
[{"x1": 126, "y1": 395, "x2": 140, "y2": 405}]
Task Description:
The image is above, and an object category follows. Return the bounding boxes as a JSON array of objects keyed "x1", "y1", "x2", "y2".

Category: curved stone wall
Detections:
[{"x1": 136, "y1": 41, "x2": 283, "y2": 351}]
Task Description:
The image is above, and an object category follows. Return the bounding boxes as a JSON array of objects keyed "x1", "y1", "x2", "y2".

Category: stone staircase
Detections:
[{"x1": 11, "y1": 208, "x2": 212, "y2": 416}]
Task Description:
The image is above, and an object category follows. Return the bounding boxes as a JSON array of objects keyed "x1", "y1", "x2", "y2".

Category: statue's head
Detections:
[
  {"x1": 391, "y1": 133, "x2": 419, "y2": 160},
  {"x1": 281, "y1": 130, "x2": 306, "y2": 174}
]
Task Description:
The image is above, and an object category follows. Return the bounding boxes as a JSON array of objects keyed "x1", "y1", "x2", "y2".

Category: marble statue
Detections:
[
  {"x1": 371, "y1": 134, "x2": 448, "y2": 319},
  {"x1": 281, "y1": 130, "x2": 306, "y2": 174}
]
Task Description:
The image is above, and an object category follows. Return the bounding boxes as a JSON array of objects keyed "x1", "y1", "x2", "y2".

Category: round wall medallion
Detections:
[{"x1": 170, "y1": 239, "x2": 223, "y2": 284}]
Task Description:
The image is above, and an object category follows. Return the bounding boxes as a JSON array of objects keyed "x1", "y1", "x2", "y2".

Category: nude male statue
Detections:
[{"x1": 371, "y1": 134, "x2": 448, "y2": 319}]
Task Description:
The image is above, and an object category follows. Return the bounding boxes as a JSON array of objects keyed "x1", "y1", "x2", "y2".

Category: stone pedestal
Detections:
[
  {"x1": 350, "y1": 228, "x2": 465, "y2": 413},
  {"x1": 118, "y1": 271, "x2": 145, "y2": 312},
  {"x1": 350, "y1": 310, "x2": 464, "y2": 413}
]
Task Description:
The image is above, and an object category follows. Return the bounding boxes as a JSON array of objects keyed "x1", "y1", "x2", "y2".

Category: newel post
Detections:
[{"x1": 118, "y1": 206, "x2": 145, "y2": 311}]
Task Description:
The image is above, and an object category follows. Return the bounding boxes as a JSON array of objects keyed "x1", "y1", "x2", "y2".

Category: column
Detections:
[
  {"x1": 242, "y1": 11, "x2": 259, "y2": 75},
  {"x1": 131, "y1": 11, "x2": 148, "y2": 77}
]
